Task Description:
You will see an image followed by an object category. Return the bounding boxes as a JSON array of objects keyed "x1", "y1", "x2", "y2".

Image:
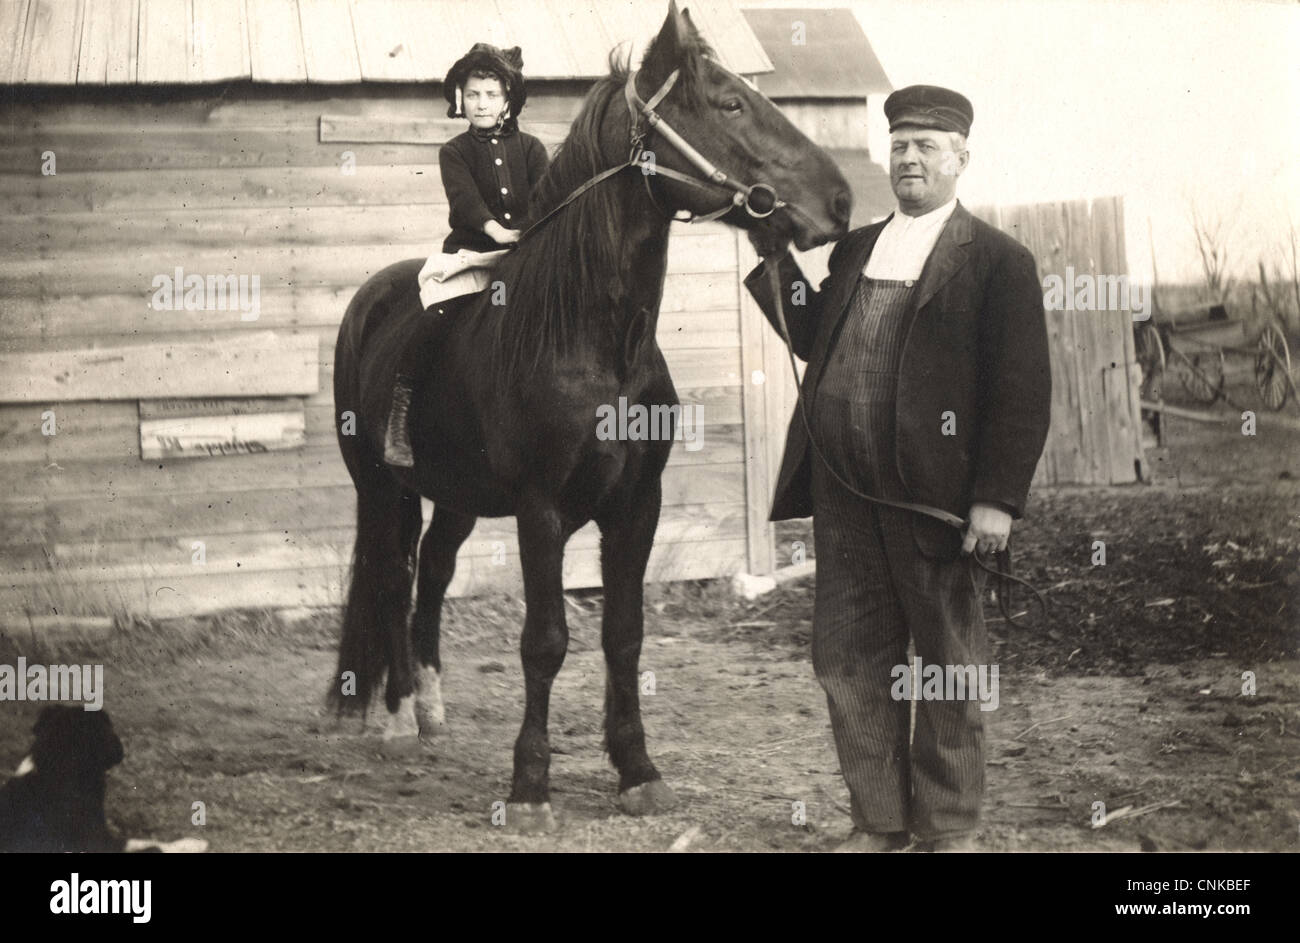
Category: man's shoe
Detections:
[
  {"x1": 384, "y1": 375, "x2": 416, "y2": 467},
  {"x1": 833, "y1": 830, "x2": 910, "y2": 853},
  {"x1": 917, "y1": 834, "x2": 977, "y2": 853}
]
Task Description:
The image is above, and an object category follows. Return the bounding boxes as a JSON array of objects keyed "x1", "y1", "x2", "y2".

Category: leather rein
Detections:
[{"x1": 517, "y1": 65, "x2": 1047, "y2": 627}]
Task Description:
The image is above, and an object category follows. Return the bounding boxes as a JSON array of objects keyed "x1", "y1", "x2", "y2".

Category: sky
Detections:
[{"x1": 743, "y1": 0, "x2": 1300, "y2": 285}]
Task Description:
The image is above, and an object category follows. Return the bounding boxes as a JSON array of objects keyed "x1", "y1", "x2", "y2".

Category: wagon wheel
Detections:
[
  {"x1": 1254, "y1": 323, "x2": 1293, "y2": 410},
  {"x1": 1172, "y1": 346, "x2": 1224, "y2": 405},
  {"x1": 1134, "y1": 321, "x2": 1165, "y2": 395}
]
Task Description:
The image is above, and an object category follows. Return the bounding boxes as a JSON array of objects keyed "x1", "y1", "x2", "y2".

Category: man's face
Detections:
[
  {"x1": 463, "y1": 75, "x2": 507, "y2": 129},
  {"x1": 889, "y1": 127, "x2": 968, "y2": 216}
]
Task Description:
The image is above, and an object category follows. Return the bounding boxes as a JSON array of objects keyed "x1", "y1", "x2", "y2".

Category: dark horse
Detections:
[{"x1": 330, "y1": 3, "x2": 850, "y2": 831}]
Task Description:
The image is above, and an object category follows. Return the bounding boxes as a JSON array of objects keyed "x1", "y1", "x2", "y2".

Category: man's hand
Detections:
[
  {"x1": 484, "y1": 220, "x2": 521, "y2": 244},
  {"x1": 962, "y1": 502, "x2": 1012, "y2": 556},
  {"x1": 748, "y1": 226, "x2": 789, "y2": 261}
]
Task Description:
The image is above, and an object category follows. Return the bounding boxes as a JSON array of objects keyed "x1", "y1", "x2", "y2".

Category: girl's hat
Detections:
[{"x1": 444, "y1": 43, "x2": 527, "y2": 130}]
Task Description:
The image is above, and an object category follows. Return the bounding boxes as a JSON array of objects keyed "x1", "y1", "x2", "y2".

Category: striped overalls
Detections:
[{"x1": 810, "y1": 275, "x2": 989, "y2": 840}]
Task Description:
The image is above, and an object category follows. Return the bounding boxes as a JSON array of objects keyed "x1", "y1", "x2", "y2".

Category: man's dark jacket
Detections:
[{"x1": 744, "y1": 202, "x2": 1052, "y2": 559}]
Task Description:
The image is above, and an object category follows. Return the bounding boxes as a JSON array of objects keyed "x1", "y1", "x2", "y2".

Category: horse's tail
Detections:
[
  {"x1": 326, "y1": 261, "x2": 425, "y2": 717},
  {"x1": 327, "y1": 494, "x2": 392, "y2": 715}
]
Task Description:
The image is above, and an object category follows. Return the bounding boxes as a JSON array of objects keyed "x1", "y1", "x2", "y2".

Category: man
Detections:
[{"x1": 746, "y1": 86, "x2": 1051, "y2": 851}]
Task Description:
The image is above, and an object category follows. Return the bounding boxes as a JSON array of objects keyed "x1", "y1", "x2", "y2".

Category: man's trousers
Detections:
[{"x1": 807, "y1": 278, "x2": 990, "y2": 839}]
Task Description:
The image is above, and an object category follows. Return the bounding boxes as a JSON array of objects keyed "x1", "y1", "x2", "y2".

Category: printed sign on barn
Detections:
[{"x1": 138, "y1": 398, "x2": 306, "y2": 460}]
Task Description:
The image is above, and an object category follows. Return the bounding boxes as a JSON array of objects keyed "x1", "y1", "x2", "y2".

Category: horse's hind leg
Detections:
[
  {"x1": 332, "y1": 469, "x2": 420, "y2": 736},
  {"x1": 596, "y1": 473, "x2": 677, "y2": 816},
  {"x1": 410, "y1": 504, "x2": 477, "y2": 737},
  {"x1": 507, "y1": 496, "x2": 577, "y2": 833},
  {"x1": 350, "y1": 475, "x2": 423, "y2": 747}
]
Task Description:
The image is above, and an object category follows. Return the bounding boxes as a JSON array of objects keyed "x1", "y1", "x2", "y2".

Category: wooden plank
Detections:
[
  {"x1": 246, "y1": 0, "x2": 306, "y2": 82},
  {"x1": 137, "y1": 0, "x2": 189, "y2": 83},
  {"x1": 662, "y1": 272, "x2": 739, "y2": 313},
  {"x1": 349, "y1": 0, "x2": 416, "y2": 82},
  {"x1": 1074, "y1": 198, "x2": 1112, "y2": 484},
  {"x1": 191, "y1": 0, "x2": 249, "y2": 82},
  {"x1": 399, "y1": 0, "x2": 450, "y2": 79},
  {"x1": 0, "y1": 417, "x2": 745, "y2": 501},
  {"x1": 0, "y1": 393, "x2": 745, "y2": 468},
  {"x1": 21, "y1": 0, "x2": 82, "y2": 84},
  {"x1": 1, "y1": 463, "x2": 744, "y2": 545},
  {"x1": 0, "y1": 164, "x2": 444, "y2": 214},
  {"x1": 0, "y1": 502, "x2": 746, "y2": 589},
  {"x1": 492, "y1": 0, "x2": 582, "y2": 78},
  {"x1": 1, "y1": 230, "x2": 735, "y2": 295},
  {"x1": 1100, "y1": 363, "x2": 1141, "y2": 483},
  {"x1": 0, "y1": 331, "x2": 319, "y2": 402},
  {"x1": 76, "y1": 0, "x2": 137, "y2": 83},
  {"x1": 139, "y1": 398, "x2": 307, "y2": 460},
  {"x1": 734, "y1": 230, "x2": 774, "y2": 575},
  {"x1": 0, "y1": 0, "x2": 31, "y2": 84},
  {"x1": 0, "y1": 400, "x2": 140, "y2": 465},
  {"x1": 1, "y1": 244, "x2": 415, "y2": 295},
  {"x1": 0, "y1": 206, "x2": 449, "y2": 258},
  {"x1": 3, "y1": 443, "x2": 347, "y2": 498},
  {"x1": 297, "y1": 0, "x2": 361, "y2": 83},
  {"x1": 0, "y1": 289, "x2": 741, "y2": 348},
  {"x1": 320, "y1": 113, "x2": 571, "y2": 148},
  {"x1": 0, "y1": 130, "x2": 449, "y2": 172},
  {"x1": 0, "y1": 535, "x2": 751, "y2": 618}
]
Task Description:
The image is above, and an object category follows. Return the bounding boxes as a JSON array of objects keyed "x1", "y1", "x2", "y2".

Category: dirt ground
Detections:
[{"x1": 2, "y1": 379, "x2": 1297, "y2": 852}]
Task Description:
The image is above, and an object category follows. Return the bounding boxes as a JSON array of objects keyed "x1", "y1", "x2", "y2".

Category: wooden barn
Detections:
[
  {"x1": 0, "y1": 0, "x2": 1144, "y2": 624},
  {"x1": 0, "y1": 0, "x2": 785, "y2": 620}
]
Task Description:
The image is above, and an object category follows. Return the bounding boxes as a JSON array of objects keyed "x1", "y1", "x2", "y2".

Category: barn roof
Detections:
[
  {"x1": 1, "y1": 0, "x2": 773, "y2": 85},
  {"x1": 740, "y1": 7, "x2": 890, "y2": 98}
]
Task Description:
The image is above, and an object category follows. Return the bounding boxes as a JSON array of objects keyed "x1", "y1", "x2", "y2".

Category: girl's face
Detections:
[{"x1": 463, "y1": 75, "x2": 507, "y2": 129}]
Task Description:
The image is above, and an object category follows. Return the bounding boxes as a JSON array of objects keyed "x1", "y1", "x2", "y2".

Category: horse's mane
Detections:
[{"x1": 474, "y1": 32, "x2": 715, "y2": 387}]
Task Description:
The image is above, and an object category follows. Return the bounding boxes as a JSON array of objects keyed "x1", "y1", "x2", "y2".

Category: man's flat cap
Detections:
[{"x1": 884, "y1": 85, "x2": 973, "y2": 136}]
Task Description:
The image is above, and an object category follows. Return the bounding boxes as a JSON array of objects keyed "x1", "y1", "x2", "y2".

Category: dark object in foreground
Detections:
[
  {"x1": 0, "y1": 705, "x2": 207, "y2": 853},
  {"x1": 0, "y1": 705, "x2": 129, "y2": 852}
]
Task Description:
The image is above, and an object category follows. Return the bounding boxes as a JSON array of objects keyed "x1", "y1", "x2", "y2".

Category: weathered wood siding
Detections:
[
  {"x1": 0, "y1": 85, "x2": 760, "y2": 619},
  {"x1": 973, "y1": 197, "x2": 1144, "y2": 486}
]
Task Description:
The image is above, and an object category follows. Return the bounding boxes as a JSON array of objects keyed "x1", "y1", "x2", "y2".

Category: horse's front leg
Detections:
[
  {"x1": 506, "y1": 498, "x2": 575, "y2": 833},
  {"x1": 596, "y1": 471, "x2": 677, "y2": 816}
]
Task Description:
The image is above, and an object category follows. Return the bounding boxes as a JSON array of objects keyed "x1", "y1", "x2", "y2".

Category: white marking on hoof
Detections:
[
  {"x1": 125, "y1": 837, "x2": 210, "y2": 853},
  {"x1": 504, "y1": 802, "x2": 557, "y2": 834},
  {"x1": 618, "y1": 779, "x2": 678, "y2": 817},
  {"x1": 15, "y1": 754, "x2": 35, "y2": 775},
  {"x1": 381, "y1": 696, "x2": 420, "y2": 740},
  {"x1": 414, "y1": 666, "x2": 445, "y2": 736}
]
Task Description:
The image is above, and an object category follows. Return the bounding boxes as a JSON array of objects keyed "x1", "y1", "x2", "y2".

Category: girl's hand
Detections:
[{"x1": 484, "y1": 220, "x2": 522, "y2": 244}]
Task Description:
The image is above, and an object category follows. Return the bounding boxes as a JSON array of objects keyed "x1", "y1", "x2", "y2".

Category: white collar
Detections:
[{"x1": 888, "y1": 196, "x2": 958, "y2": 228}]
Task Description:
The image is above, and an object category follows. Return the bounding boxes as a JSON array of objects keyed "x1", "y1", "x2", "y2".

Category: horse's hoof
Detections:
[
  {"x1": 618, "y1": 779, "x2": 678, "y2": 816},
  {"x1": 415, "y1": 667, "x2": 446, "y2": 736},
  {"x1": 504, "y1": 802, "x2": 557, "y2": 834}
]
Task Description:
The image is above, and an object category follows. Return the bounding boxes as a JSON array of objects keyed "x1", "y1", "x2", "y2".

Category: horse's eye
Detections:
[{"x1": 721, "y1": 99, "x2": 743, "y2": 115}]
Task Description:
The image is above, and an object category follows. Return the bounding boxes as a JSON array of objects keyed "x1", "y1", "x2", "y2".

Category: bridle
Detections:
[
  {"x1": 517, "y1": 63, "x2": 1047, "y2": 627},
  {"x1": 521, "y1": 67, "x2": 827, "y2": 239}
]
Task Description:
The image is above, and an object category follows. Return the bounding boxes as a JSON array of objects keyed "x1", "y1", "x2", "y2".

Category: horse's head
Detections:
[{"x1": 632, "y1": 2, "x2": 852, "y2": 251}]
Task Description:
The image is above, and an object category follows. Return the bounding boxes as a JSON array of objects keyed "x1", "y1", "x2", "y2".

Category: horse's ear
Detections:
[{"x1": 641, "y1": 0, "x2": 689, "y2": 84}]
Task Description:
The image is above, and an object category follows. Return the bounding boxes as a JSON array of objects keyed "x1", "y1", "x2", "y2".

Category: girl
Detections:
[{"x1": 385, "y1": 43, "x2": 550, "y2": 467}]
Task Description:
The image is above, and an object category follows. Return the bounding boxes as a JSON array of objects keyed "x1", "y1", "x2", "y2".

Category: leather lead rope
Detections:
[{"x1": 763, "y1": 258, "x2": 1048, "y2": 628}]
